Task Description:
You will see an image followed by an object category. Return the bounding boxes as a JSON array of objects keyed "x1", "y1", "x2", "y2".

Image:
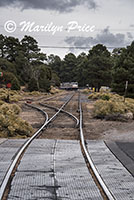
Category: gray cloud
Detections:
[
  {"x1": 65, "y1": 36, "x2": 97, "y2": 47},
  {"x1": 65, "y1": 27, "x2": 130, "y2": 48},
  {"x1": 127, "y1": 32, "x2": 133, "y2": 39},
  {"x1": 96, "y1": 27, "x2": 126, "y2": 46},
  {"x1": 0, "y1": 0, "x2": 97, "y2": 12}
]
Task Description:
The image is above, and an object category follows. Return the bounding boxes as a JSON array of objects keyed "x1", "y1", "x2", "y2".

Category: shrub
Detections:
[
  {"x1": 93, "y1": 100, "x2": 128, "y2": 118},
  {"x1": 90, "y1": 92, "x2": 134, "y2": 120},
  {"x1": 0, "y1": 103, "x2": 33, "y2": 137},
  {"x1": 88, "y1": 92, "x2": 111, "y2": 100},
  {"x1": 88, "y1": 92, "x2": 124, "y2": 102},
  {"x1": 125, "y1": 98, "x2": 134, "y2": 114},
  {"x1": 0, "y1": 88, "x2": 21, "y2": 102},
  {"x1": 0, "y1": 100, "x2": 4, "y2": 105},
  {"x1": 82, "y1": 89, "x2": 90, "y2": 94},
  {"x1": 101, "y1": 94, "x2": 110, "y2": 101},
  {"x1": 92, "y1": 95, "x2": 134, "y2": 120},
  {"x1": 50, "y1": 86, "x2": 61, "y2": 94},
  {"x1": 10, "y1": 94, "x2": 21, "y2": 102}
]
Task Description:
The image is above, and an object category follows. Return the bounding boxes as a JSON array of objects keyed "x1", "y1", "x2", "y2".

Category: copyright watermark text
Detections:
[
  {"x1": 4, "y1": 20, "x2": 17, "y2": 33},
  {"x1": 4, "y1": 20, "x2": 95, "y2": 35}
]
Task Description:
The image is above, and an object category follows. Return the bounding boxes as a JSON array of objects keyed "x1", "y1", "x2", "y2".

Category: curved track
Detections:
[{"x1": 39, "y1": 102, "x2": 79, "y2": 127}]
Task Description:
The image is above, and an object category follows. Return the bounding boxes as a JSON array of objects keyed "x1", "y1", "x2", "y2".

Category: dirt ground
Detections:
[
  {"x1": 38, "y1": 93, "x2": 80, "y2": 140},
  {"x1": 83, "y1": 100, "x2": 134, "y2": 141}
]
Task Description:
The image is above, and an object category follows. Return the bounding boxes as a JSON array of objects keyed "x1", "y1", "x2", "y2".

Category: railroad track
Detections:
[
  {"x1": 79, "y1": 93, "x2": 114, "y2": 200},
  {"x1": 0, "y1": 91, "x2": 129, "y2": 200},
  {"x1": 0, "y1": 92, "x2": 76, "y2": 199},
  {"x1": 38, "y1": 94, "x2": 79, "y2": 140}
]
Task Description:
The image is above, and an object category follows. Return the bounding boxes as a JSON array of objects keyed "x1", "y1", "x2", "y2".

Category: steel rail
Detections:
[
  {"x1": 79, "y1": 93, "x2": 115, "y2": 200},
  {"x1": 39, "y1": 103, "x2": 79, "y2": 127},
  {"x1": 0, "y1": 94, "x2": 74, "y2": 200},
  {"x1": 25, "y1": 103, "x2": 49, "y2": 123}
]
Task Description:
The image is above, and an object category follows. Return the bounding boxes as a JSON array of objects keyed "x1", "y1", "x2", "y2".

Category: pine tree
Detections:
[{"x1": 112, "y1": 41, "x2": 134, "y2": 97}]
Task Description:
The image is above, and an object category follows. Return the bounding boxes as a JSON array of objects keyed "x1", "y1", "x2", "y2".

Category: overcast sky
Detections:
[{"x1": 0, "y1": 0, "x2": 134, "y2": 58}]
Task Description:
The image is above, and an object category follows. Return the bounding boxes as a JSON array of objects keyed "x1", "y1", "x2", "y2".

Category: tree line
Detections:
[
  {"x1": 0, "y1": 34, "x2": 60, "y2": 91},
  {"x1": 0, "y1": 34, "x2": 134, "y2": 97}
]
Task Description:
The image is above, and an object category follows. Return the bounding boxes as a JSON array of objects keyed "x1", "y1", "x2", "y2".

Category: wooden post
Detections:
[{"x1": 124, "y1": 81, "x2": 128, "y2": 102}]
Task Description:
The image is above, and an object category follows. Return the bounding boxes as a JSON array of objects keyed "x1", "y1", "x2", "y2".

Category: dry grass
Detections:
[
  {"x1": 50, "y1": 86, "x2": 62, "y2": 94},
  {"x1": 82, "y1": 88, "x2": 90, "y2": 94},
  {"x1": 88, "y1": 92, "x2": 124, "y2": 101},
  {"x1": 0, "y1": 102, "x2": 33, "y2": 138},
  {"x1": 26, "y1": 91, "x2": 44, "y2": 96},
  {"x1": 93, "y1": 100, "x2": 128, "y2": 118},
  {"x1": 0, "y1": 88, "x2": 21, "y2": 102}
]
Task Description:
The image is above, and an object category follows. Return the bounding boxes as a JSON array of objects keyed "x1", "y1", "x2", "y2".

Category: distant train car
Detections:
[
  {"x1": 60, "y1": 82, "x2": 78, "y2": 90},
  {"x1": 71, "y1": 82, "x2": 78, "y2": 89}
]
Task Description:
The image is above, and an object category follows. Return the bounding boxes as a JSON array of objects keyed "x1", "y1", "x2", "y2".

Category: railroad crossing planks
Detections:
[
  {"x1": 7, "y1": 139, "x2": 103, "y2": 200},
  {"x1": 86, "y1": 140, "x2": 134, "y2": 200},
  {"x1": 0, "y1": 139, "x2": 27, "y2": 188}
]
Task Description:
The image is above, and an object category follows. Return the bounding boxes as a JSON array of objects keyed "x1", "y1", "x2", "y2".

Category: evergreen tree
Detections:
[
  {"x1": 0, "y1": 34, "x2": 5, "y2": 58},
  {"x1": 87, "y1": 44, "x2": 113, "y2": 90},
  {"x1": 38, "y1": 65, "x2": 51, "y2": 92},
  {"x1": 14, "y1": 51, "x2": 32, "y2": 84},
  {"x1": 60, "y1": 53, "x2": 77, "y2": 82},
  {"x1": 28, "y1": 77, "x2": 38, "y2": 92},
  {"x1": 75, "y1": 53, "x2": 89, "y2": 87},
  {"x1": 21, "y1": 35, "x2": 40, "y2": 62},
  {"x1": 112, "y1": 41, "x2": 134, "y2": 97},
  {"x1": 51, "y1": 72, "x2": 60, "y2": 87},
  {"x1": 4, "y1": 36, "x2": 20, "y2": 62},
  {"x1": 0, "y1": 58, "x2": 16, "y2": 74}
]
